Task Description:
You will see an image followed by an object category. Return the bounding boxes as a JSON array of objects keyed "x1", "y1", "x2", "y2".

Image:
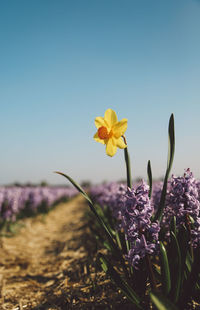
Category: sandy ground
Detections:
[
  {"x1": 1, "y1": 195, "x2": 198, "y2": 310},
  {"x1": 0, "y1": 195, "x2": 136, "y2": 310},
  {"x1": 0, "y1": 196, "x2": 100, "y2": 309}
]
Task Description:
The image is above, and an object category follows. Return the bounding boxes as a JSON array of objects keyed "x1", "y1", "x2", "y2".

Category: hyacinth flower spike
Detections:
[{"x1": 94, "y1": 108, "x2": 128, "y2": 157}]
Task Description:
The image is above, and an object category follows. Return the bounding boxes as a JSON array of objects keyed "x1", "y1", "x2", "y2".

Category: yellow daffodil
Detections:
[{"x1": 94, "y1": 108, "x2": 128, "y2": 157}]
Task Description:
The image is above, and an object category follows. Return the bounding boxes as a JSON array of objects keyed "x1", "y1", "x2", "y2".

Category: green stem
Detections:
[
  {"x1": 123, "y1": 143, "x2": 132, "y2": 189},
  {"x1": 125, "y1": 239, "x2": 130, "y2": 251},
  {"x1": 185, "y1": 214, "x2": 194, "y2": 261},
  {"x1": 115, "y1": 229, "x2": 122, "y2": 250},
  {"x1": 122, "y1": 138, "x2": 132, "y2": 259},
  {"x1": 145, "y1": 255, "x2": 157, "y2": 291}
]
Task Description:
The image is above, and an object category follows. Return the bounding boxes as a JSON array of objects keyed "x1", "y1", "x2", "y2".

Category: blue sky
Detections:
[{"x1": 0, "y1": 0, "x2": 200, "y2": 185}]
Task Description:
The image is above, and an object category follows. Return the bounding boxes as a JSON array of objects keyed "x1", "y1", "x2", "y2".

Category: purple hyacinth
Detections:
[
  {"x1": 121, "y1": 181, "x2": 160, "y2": 268},
  {"x1": 127, "y1": 234, "x2": 157, "y2": 269},
  {"x1": 121, "y1": 181, "x2": 154, "y2": 240},
  {"x1": 0, "y1": 186, "x2": 78, "y2": 222},
  {"x1": 163, "y1": 169, "x2": 200, "y2": 246},
  {"x1": 90, "y1": 182, "x2": 127, "y2": 221},
  {"x1": 105, "y1": 183, "x2": 127, "y2": 220}
]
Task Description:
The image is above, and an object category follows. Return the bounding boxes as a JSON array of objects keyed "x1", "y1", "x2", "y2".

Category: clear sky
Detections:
[{"x1": 0, "y1": 0, "x2": 200, "y2": 185}]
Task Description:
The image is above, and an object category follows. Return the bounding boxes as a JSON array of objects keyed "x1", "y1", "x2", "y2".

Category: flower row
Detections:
[
  {"x1": 90, "y1": 169, "x2": 200, "y2": 268},
  {"x1": 0, "y1": 186, "x2": 78, "y2": 222}
]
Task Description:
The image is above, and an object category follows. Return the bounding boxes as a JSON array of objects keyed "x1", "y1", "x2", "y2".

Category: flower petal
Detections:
[
  {"x1": 93, "y1": 132, "x2": 105, "y2": 144},
  {"x1": 116, "y1": 137, "x2": 127, "y2": 149},
  {"x1": 104, "y1": 109, "x2": 118, "y2": 128},
  {"x1": 112, "y1": 118, "x2": 128, "y2": 138},
  {"x1": 95, "y1": 117, "x2": 108, "y2": 129},
  {"x1": 106, "y1": 138, "x2": 117, "y2": 157}
]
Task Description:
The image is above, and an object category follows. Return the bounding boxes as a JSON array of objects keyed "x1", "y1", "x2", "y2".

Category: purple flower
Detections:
[
  {"x1": 90, "y1": 182, "x2": 127, "y2": 221},
  {"x1": 127, "y1": 234, "x2": 157, "y2": 269},
  {"x1": 163, "y1": 169, "x2": 200, "y2": 246},
  {"x1": 121, "y1": 181, "x2": 154, "y2": 240},
  {"x1": 0, "y1": 186, "x2": 78, "y2": 222},
  {"x1": 121, "y1": 181, "x2": 160, "y2": 268}
]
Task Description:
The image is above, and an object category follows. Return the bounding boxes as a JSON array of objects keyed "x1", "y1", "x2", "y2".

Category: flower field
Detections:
[
  {"x1": 55, "y1": 109, "x2": 200, "y2": 309},
  {"x1": 88, "y1": 172, "x2": 200, "y2": 309},
  {"x1": 0, "y1": 186, "x2": 77, "y2": 228},
  {"x1": 2, "y1": 0, "x2": 200, "y2": 308},
  {"x1": 1, "y1": 109, "x2": 200, "y2": 309}
]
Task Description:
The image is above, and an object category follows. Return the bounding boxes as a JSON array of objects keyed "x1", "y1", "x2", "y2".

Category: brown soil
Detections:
[{"x1": 0, "y1": 196, "x2": 130, "y2": 310}]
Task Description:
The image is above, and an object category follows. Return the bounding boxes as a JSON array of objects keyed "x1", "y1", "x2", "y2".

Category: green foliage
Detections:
[
  {"x1": 147, "y1": 160, "x2": 152, "y2": 199},
  {"x1": 57, "y1": 114, "x2": 200, "y2": 309},
  {"x1": 150, "y1": 291, "x2": 178, "y2": 310},
  {"x1": 159, "y1": 242, "x2": 171, "y2": 295},
  {"x1": 124, "y1": 146, "x2": 132, "y2": 189},
  {"x1": 168, "y1": 232, "x2": 181, "y2": 302},
  {"x1": 98, "y1": 253, "x2": 143, "y2": 309},
  {"x1": 154, "y1": 114, "x2": 175, "y2": 222}
]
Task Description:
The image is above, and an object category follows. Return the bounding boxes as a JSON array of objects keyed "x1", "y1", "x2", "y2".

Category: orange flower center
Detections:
[{"x1": 98, "y1": 126, "x2": 112, "y2": 139}]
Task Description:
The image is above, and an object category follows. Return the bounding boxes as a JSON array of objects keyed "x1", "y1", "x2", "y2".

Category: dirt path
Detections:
[
  {"x1": 0, "y1": 195, "x2": 133, "y2": 310},
  {"x1": 0, "y1": 195, "x2": 98, "y2": 310}
]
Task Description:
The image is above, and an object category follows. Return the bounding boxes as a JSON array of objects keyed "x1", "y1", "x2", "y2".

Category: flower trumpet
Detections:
[{"x1": 93, "y1": 108, "x2": 128, "y2": 157}]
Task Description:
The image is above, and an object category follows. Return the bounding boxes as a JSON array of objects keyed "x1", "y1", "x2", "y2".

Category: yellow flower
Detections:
[{"x1": 93, "y1": 108, "x2": 128, "y2": 157}]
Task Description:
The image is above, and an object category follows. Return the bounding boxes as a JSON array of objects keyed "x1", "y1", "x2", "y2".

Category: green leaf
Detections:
[
  {"x1": 55, "y1": 172, "x2": 115, "y2": 247},
  {"x1": 177, "y1": 224, "x2": 190, "y2": 283},
  {"x1": 150, "y1": 291, "x2": 178, "y2": 310},
  {"x1": 185, "y1": 251, "x2": 193, "y2": 273},
  {"x1": 55, "y1": 171, "x2": 92, "y2": 203},
  {"x1": 188, "y1": 215, "x2": 194, "y2": 224},
  {"x1": 179, "y1": 247, "x2": 200, "y2": 308},
  {"x1": 124, "y1": 146, "x2": 132, "y2": 188},
  {"x1": 160, "y1": 242, "x2": 171, "y2": 295},
  {"x1": 99, "y1": 255, "x2": 108, "y2": 273},
  {"x1": 98, "y1": 254, "x2": 143, "y2": 309},
  {"x1": 103, "y1": 240, "x2": 112, "y2": 251},
  {"x1": 115, "y1": 229, "x2": 122, "y2": 250},
  {"x1": 170, "y1": 216, "x2": 177, "y2": 236},
  {"x1": 167, "y1": 114, "x2": 175, "y2": 173},
  {"x1": 154, "y1": 114, "x2": 175, "y2": 222},
  {"x1": 55, "y1": 171, "x2": 130, "y2": 279},
  {"x1": 169, "y1": 232, "x2": 181, "y2": 302},
  {"x1": 147, "y1": 160, "x2": 152, "y2": 199}
]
